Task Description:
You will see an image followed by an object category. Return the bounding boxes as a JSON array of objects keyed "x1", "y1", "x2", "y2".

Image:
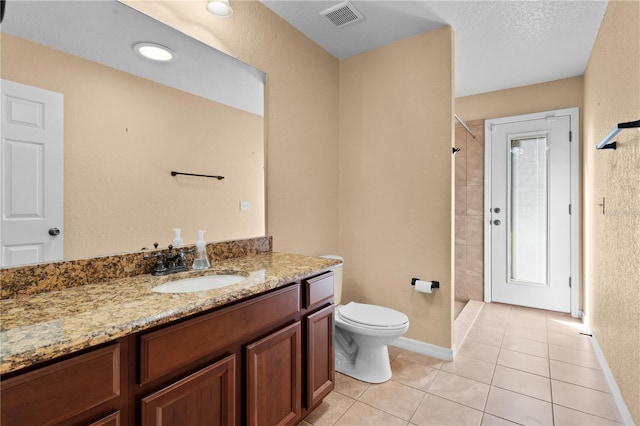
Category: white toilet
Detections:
[{"x1": 321, "y1": 255, "x2": 409, "y2": 383}]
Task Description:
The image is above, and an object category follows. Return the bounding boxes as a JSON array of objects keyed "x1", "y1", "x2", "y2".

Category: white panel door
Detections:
[
  {"x1": 1, "y1": 80, "x2": 64, "y2": 267},
  {"x1": 489, "y1": 115, "x2": 571, "y2": 312}
]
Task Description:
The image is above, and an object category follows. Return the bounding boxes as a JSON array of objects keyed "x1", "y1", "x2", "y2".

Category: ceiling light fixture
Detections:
[
  {"x1": 206, "y1": 0, "x2": 233, "y2": 17},
  {"x1": 133, "y1": 42, "x2": 176, "y2": 62}
]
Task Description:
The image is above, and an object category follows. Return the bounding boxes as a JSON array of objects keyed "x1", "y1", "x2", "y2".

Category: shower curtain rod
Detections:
[{"x1": 455, "y1": 114, "x2": 477, "y2": 139}]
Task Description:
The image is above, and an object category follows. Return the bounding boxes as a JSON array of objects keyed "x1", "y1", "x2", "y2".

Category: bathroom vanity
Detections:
[{"x1": 0, "y1": 251, "x2": 337, "y2": 425}]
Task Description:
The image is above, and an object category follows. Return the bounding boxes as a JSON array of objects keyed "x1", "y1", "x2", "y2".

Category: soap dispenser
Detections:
[
  {"x1": 172, "y1": 228, "x2": 183, "y2": 247},
  {"x1": 192, "y1": 230, "x2": 211, "y2": 270}
]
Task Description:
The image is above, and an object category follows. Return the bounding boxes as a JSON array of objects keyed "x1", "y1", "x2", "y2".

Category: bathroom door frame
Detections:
[{"x1": 483, "y1": 108, "x2": 580, "y2": 318}]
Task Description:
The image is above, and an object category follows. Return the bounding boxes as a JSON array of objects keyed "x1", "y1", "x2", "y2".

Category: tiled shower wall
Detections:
[{"x1": 455, "y1": 119, "x2": 485, "y2": 302}]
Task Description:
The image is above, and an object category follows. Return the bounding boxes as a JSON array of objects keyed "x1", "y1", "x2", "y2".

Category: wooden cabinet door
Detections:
[
  {"x1": 0, "y1": 344, "x2": 121, "y2": 426},
  {"x1": 246, "y1": 322, "x2": 301, "y2": 426},
  {"x1": 88, "y1": 411, "x2": 120, "y2": 426},
  {"x1": 141, "y1": 354, "x2": 236, "y2": 426},
  {"x1": 306, "y1": 304, "x2": 334, "y2": 409}
]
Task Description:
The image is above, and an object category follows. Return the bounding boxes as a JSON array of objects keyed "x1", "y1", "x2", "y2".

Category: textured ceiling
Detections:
[{"x1": 260, "y1": 0, "x2": 608, "y2": 97}]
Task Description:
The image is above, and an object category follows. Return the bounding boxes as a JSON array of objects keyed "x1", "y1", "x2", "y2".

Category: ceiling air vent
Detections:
[{"x1": 320, "y1": 1, "x2": 363, "y2": 28}]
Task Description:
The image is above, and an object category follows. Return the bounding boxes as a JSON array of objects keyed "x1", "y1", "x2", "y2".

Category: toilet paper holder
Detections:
[{"x1": 411, "y1": 278, "x2": 439, "y2": 289}]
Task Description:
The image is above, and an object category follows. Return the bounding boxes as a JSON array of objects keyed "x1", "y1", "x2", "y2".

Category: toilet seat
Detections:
[{"x1": 338, "y1": 302, "x2": 409, "y2": 330}]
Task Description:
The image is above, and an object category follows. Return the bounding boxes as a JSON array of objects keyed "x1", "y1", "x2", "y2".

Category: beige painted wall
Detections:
[
  {"x1": 89, "y1": 3, "x2": 456, "y2": 350},
  {"x1": 339, "y1": 28, "x2": 455, "y2": 348},
  {"x1": 583, "y1": 1, "x2": 640, "y2": 422},
  {"x1": 456, "y1": 76, "x2": 584, "y2": 122},
  {"x1": 123, "y1": 1, "x2": 340, "y2": 256},
  {"x1": 2, "y1": 34, "x2": 264, "y2": 259}
]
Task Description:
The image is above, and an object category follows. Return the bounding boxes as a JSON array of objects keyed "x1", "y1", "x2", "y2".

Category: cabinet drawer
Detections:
[
  {"x1": 304, "y1": 272, "x2": 334, "y2": 309},
  {"x1": 0, "y1": 344, "x2": 120, "y2": 426},
  {"x1": 140, "y1": 284, "x2": 300, "y2": 384}
]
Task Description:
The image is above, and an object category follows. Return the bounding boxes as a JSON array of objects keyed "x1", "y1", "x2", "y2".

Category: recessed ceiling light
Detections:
[
  {"x1": 206, "y1": 0, "x2": 233, "y2": 17},
  {"x1": 133, "y1": 42, "x2": 176, "y2": 62}
]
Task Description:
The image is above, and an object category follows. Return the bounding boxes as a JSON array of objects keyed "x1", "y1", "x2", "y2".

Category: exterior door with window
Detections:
[{"x1": 489, "y1": 113, "x2": 573, "y2": 312}]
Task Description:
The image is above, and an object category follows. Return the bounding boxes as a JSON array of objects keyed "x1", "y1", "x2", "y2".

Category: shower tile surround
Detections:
[
  {"x1": 0, "y1": 236, "x2": 272, "y2": 299},
  {"x1": 455, "y1": 120, "x2": 485, "y2": 303}
]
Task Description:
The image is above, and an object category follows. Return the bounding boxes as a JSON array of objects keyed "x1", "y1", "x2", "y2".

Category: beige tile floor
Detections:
[{"x1": 300, "y1": 303, "x2": 623, "y2": 426}]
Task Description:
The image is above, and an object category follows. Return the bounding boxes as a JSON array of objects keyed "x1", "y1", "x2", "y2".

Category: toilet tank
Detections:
[{"x1": 320, "y1": 255, "x2": 343, "y2": 305}]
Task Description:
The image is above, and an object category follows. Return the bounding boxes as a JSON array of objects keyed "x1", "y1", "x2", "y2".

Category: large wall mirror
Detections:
[{"x1": 1, "y1": 0, "x2": 266, "y2": 267}]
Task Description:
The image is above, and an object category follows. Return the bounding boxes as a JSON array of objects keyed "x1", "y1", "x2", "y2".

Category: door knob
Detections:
[
  {"x1": 493, "y1": 220, "x2": 501, "y2": 226},
  {"x1": 48, "y1": 228, "x2": 61, "y2": 236}
]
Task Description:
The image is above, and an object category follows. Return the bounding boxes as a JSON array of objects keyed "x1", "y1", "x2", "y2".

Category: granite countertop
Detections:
[{"x1": 0, "y1": 252, "x2": 340, "y2": 375}]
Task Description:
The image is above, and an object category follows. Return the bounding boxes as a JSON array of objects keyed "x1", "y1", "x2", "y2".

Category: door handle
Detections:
[
  {"x1": 493, "y1": 220, "x2": 501, "y2": 226},
  {"x1": 48, "y1": 228, "x2": 61, "y2": 236}
]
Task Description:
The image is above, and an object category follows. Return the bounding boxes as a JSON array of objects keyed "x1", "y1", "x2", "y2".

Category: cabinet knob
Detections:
[{"x1": 48, "y1": 228, "x2": 61, "y2": 236}]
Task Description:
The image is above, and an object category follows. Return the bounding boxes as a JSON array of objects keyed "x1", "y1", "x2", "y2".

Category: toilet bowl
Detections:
[{"x1": 321, "y1": 255, "x2": 409, "y2": 384}]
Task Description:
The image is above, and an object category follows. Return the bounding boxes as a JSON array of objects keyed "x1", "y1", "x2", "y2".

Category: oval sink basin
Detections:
[{"x1": 151, "y1": 274, "x2": 245, "y2": 293}]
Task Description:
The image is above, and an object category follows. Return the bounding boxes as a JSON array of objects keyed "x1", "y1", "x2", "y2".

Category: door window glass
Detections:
[{"x1": 509, "y1": 136, "x2": 548, "y2": 285}]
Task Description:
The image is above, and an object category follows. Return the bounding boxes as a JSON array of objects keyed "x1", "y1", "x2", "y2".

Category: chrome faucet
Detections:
[{"x1": 144, "y1": 245, "x2": 194, "y2": 276}]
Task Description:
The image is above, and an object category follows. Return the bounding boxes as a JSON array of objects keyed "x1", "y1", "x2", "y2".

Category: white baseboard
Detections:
[
  {"x1": 585, "y1": 324, "x2": 635, "y2": 425},
  {"x1": 391, "y1": 337, "x2": 453, "y2": 361}
]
